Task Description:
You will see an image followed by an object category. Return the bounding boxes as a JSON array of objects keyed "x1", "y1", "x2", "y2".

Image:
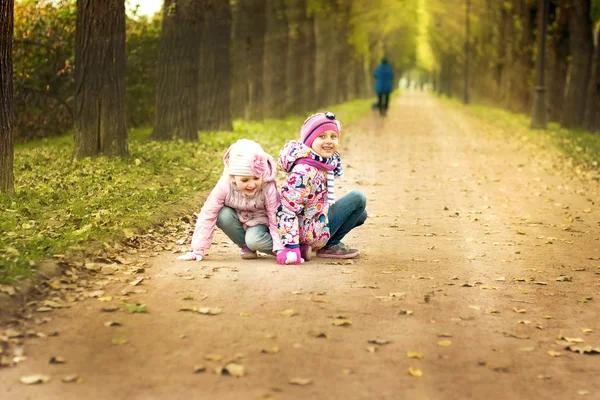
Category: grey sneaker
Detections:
[
  {"x1": 300, "y1": 244, "x2": 312, "y2": 261},
  {"x1": 316, "y1": 243, "x2": 359, "y2": 259},
  {"x1": 240, "y1": 244, "x2": 257, "y2": 259}
]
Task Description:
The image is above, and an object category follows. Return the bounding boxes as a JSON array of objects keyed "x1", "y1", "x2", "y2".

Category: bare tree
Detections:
[
  {"x1": 232, "y1": 0, "x2": 267, "y2": 120},
  {"x1": 561, "y1": 0, "x2": 594, "y2": 128},
  {"x1": 0, "y1": 0, "x2": 15, "y2": 193},
  {"x1": 73, "y1": 0, "x2": 128, "y2": 158},
  {"x1": 198, "y1": 0, "x2": 233, "y2": 131},
  {"x1": 153, "y1": 0, "x2": 203, "y2": 141},
  {"x1": 263, "y1": 0, "x2": 288, "y2": 118}
]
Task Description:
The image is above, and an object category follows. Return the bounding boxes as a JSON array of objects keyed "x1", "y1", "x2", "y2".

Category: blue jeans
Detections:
[
  {"x1": 216, "y1": 207, "x2": 273, "y2": 252},
  {"x1": 325, "y1": 190, "x2": 367, "y2": 248}
]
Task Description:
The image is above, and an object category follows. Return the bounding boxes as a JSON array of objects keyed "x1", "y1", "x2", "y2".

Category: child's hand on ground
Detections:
[
  {"x1": 177, "y1": 250, "x2": 204, "y2": 261},
  {"x1": 276, "y1": 247, "x2": 302, "y2": 265}
]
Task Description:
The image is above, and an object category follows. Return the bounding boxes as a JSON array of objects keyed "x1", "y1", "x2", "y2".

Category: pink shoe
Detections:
[
  {"x1": 316, "y1": 243, "x2": 359, "y2": 259},
  {"x1": 240, "y1": 244, "x2": 257, "y2": 259}
]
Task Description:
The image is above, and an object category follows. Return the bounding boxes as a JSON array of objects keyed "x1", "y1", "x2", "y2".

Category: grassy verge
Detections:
[
  {"x1": 0, "y1": 99, "x2": 372, "y2": 283},
  {"x1": 442, "y1": 98, "x2": 600, "y2": 171}
]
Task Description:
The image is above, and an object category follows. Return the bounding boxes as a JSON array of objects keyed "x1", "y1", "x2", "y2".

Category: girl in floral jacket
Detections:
[
  {"x1": 276, "y1": 112, "x2": 367, "y2": 265},
  {"x1": 178, "y1": 139, "x2": 283, "y2": 261}
]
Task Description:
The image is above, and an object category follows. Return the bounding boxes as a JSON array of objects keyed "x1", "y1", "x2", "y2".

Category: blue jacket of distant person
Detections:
[{"x1": 374, "y1": 59, "x2": 395, "y2": 95}]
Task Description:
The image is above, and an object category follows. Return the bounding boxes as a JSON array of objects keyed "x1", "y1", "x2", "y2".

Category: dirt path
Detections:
[{"x1": 2, "y1": 93, "x2": 600, "y2": 400}]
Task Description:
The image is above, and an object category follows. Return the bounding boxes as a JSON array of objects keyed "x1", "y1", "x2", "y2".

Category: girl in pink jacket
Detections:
[{"x1": 178, "y1": 139, "x2": 283, "y2": 261}]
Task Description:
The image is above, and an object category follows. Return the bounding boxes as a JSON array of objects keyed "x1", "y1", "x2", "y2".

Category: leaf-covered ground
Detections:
[
  {"x1": 0, "y1": 100, "x2": 371, "y2": 284},
  {"x1": 1, "y1": 93, "x2": 599, "y2": 399}
]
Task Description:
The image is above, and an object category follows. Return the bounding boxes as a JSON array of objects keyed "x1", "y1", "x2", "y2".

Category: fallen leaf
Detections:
[
  {"x1": 129, "y1": 277, "x2": 144, "y2": 286},
  {"x1": 437, "y1": 333, "x2": 453, "y2": 338},
  {"x1": 198, "y1": 307, "x2": 222, "y2": 315},
  {"x1": 556, "y1": 276, "x2": 572, "y2": 282},
  {"x1": 260, "y1": 346, "x2": 280, "y2": 355},
  {"x1": 20, "y1": 375, "x2": 50, "y2": 385},
  {"x1": 101, "y1": 306, "x2": 119, "y2": 312},
  {"x1": 398, "y1": 310, "x2": 413, "y2": 316},
  {"x1": 280, "y1": 309, "x2": 298, "y2": 317},
  {"x1": 103, "y1": 321, "x2": 121, "y2": 327},
  {"x1": 332, "y1": 319, "x2": 352, "y2": 327},
  {"x1": 216, "y1": 363, "x2": 245, "y2": 377},
  {"x1": 534, "y1": 282, "x2": 548, "y2": 286},
  {"x1": 565, "y1": 345, "x2": 600, "y2": 355},
  {"x1": 289, "y1": 377, "x2": 312, "y2": 386},
  {"x1": 193, "y1": 365, "x2": 207, "y2": 374},
  {"x1": 514, "y1": 277, "x2": 527, "y2": 282},
  {"x1": 512, "y1": 307, "x2": 527, "y2": 314},
  {"x1": 366, "y1": 346, "x2": 378, "y2": 353},
  {"x1": 368, "y1": 338, "x2": 391, "y2": 345},
  {"x1": 487, "y1": 308, "x2": 500, "y2": 314},
  {"x1": 308, "y1": 330, "x2": 329, "y2": 339},
  {"x1": 495, "y1": 277, "x2": 506, "y2": 282},
  {"x1": 61, "y1": 374, "x2": 81, "y2": 383},
  {"x1": 578, "y1": 390, "x2": 591, "y2": 396},
  {"x1": 309, "y1": 296, "x2": 329, "y2": 303},
  {"x1": 438, "y1": 340, "x2": 452, "y2": 347},
  {"x1": 111, "y1": 337, "x2": 128, "y2": 345},
  {"x1": 98, "y1": 296, "x2": 113, "y2": 302},
  {"x1": 582, "y1": 329, "x2": 593, "y2": 334},
  {"x1": 547, "y1": 351, "x2": 562, "y2": 357},
  {"x1": 408, "y1": 367, "x2": 422, "y2": 377},
  {"x1": 518, "y1": 320, "x2": 532, "y2": 325},
  {"x1": 123, "y1": 303, "x2": 147, "y2": 313},
  {"x1": 240, "y1": 312, "x2": 253, "y2": 317},
  {"x1": 204, "y1": 354, "x2": 223, "y2": 361},
  {"x1": 407, "y1": 351, "x2": 423, "y2": 359},
  {"x1": 518, "y1": 346, "x2": 536, "y2": 352},
  {"x1": 49, "y1": 356, "x2": 66, "y2": 364}
]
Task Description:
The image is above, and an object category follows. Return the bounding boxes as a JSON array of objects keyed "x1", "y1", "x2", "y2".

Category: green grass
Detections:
[
  {"x1": 0, "y1": 99, "x2": 372, "y2": 283},
  {"x1": 442, "y1": 98, "x2": 600, "y2": 171}
]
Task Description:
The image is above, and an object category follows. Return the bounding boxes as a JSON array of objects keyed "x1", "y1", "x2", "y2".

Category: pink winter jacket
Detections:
[{"x1": 190, "y1": 155, "x2": 283, "y2": 254}]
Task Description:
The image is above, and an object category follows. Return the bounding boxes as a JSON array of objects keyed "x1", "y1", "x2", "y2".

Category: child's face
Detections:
[
  {"x1": 231, "y1": 175, "x2": 264, "y2": 196},
  {"x1": 311, "y1": 129, "x2": 339, "y2": 158}
]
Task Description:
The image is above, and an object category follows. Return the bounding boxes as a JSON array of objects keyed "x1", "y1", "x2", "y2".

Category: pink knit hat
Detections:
[
  {"x1": 222, "y1": 139, "x2": 276, "y2": 180},
  {"x1": 300, "y1": 112, "x2": 341, "y2": 147}
]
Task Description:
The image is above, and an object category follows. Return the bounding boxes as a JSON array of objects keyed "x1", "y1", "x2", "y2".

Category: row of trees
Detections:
[
  {"x1": 426, "y1": 0, "x2": 600, "y2": 132},
  {"x1": 0, "y1": 0, "x2": 420, "y2": 193}
]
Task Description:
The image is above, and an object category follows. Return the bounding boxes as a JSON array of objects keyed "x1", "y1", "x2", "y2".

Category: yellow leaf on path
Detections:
[
  {"x1": 438, "y1": 340, "x2": 452, "y2": 347},
  {"x1": 98, "y1": 296, "x2": 113, "y2": 302},
  {"x1": 20, "y1": 375, "x2": 50, "y2": 385},
  {"x1": 332, "y1": 319, "x2": 352, "y2": 326},
  {"x1": 547, "y1": 351, "x2": 562, "y2": 357},
  {"x1": 582, "y1": 329, "x2": 593, "y2": 334},
  {"x1": 62, "y1": 374, "x2": 81, "y2": 383},
  {"x1": 408, "y1": 367, "x2": 422, "y2": 377},
  {"x1": 407, "y1": 351, "x2": 423, "y2": 359},
  {"x1": 216, "y1": 363, "x2": 245, "y2": 377},
  {"x1": 260, "y1": 346, "x2": 280, "y2": 355},
  {"x1": 514, "y1": 277, "x2": 526, "y2": 282},
  {"x1": 240, "y1": 312, "x2": 253, "y2": 317},
  {"x1": 204, "y1": 354, "x2": 223, "y2": 361},
  {"x1": 111, "y1": 337, "x2": 128, "y2": 345},
  {"x1": 512, "y1": 307, "x2": 527, "y2": 314},
  {"x1": 309, "y1": 296, "x2": 329, "y2": 303},
  {"x1": 289, "y1": 377, "x2": 312, "y2": 386},
  {"x1": 280, "y1": 309, "x2": 298, "y2": 317},
  {"x1": 495, "y1": 277, "x2": 505, "y2": 282}
]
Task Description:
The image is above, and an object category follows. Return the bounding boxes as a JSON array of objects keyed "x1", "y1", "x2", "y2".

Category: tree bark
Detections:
[
  {"x1": 198, "y1": 0, "x2": 232, "y2": 131},
  {"x1": 314, "y1": 2, "x2": 338, "y2": 108},
  {"x1": 73, "y1": 0, "x2": 128, "y2": 158},
  {"x1": 547, "y1": 1, "x2": 569, "y2": 122},
  {"x1": 561, "y1": 0, "x2": 594, "y2": 128},
  {"x1": 285, "y1": 0, "x2": 311, "y2": 114},
  {"x1": 0, "y1": 0, "x2": 14, "y2": 193},
  {"x1": 263, "y1": 0, "x2": 288, "y2": 119},
  {"x1": 153, "y1": 0, "x2": 203, "y2": 141},
  {"x1": 232, "y1": 0, "x2": 267, "y2": 120},
  {"x1": 584, "y1": 27, "x2": 600, "y2": 132}
]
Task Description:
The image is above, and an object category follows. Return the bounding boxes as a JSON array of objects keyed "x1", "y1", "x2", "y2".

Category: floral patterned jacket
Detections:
[{"x1": 277, "y1": 140, "x2": 333, "y2": 249}]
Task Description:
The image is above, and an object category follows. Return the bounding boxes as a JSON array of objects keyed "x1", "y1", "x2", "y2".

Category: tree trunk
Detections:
[
  {"x1": 512, "y1": 0, "x2": 536, "y2": 112},
  {"x1": 263, "y1": 0, "x2": 288, "y2": 119},
  {"x1": 0, "y1": 0, "x2": 14, "y2": 193},
  {"x1": 584, "y1": 27, "x2": 600, "y2": 132},
  {"x1": 285, "y1": 0, "x2": 311, "y2": 114},
  {"x1": 496, "y1": 5, "x2": 508, "y2": 102},
  {"x1": 302, "y1": 10, "x2": 317, "y2": 112},
  {"x1": 314, "y1": 3, "x2": 338, "y2": 108},
  {"x1": 547, "y1": 1, "x2": 569, "y2": 122},
  {"x1": 232, "y1": 0, "x2": 267, "y2": 120},
  {"x1": 561, "y1": 0, "x2": 594, "y2": 128},
  {"x1": 73, "y1": 0, "x2": 128, "y2": 158},
  {"x1": 153, "y1": 0, "x2": 203, "y2": 141},
  {"x1": 198, "y1": 0, "x2": 232, "y2": 131}
]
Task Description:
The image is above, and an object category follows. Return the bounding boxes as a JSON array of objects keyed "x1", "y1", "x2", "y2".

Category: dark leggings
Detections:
[{"x1": 377, "y1": 93, "x2": 390, "y2": 115}]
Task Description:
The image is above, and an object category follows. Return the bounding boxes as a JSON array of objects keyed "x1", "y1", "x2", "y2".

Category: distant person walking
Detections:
[{"x1": 373, "y1": 58, "x2": 394, "y2": 116}]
